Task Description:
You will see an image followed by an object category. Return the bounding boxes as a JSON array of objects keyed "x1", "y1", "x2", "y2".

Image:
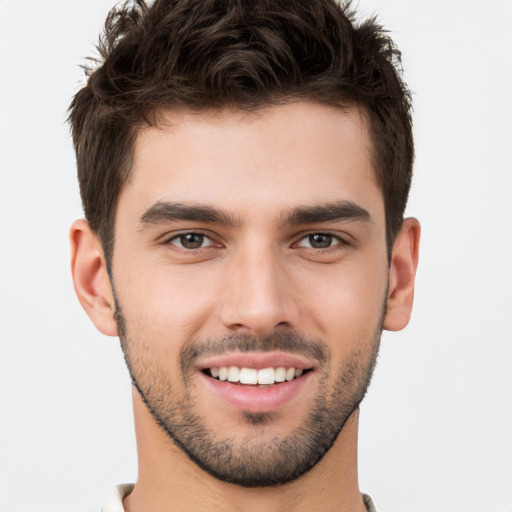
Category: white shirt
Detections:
[{"x1": 101, "y1": 484, "x2": 134, "y2": 512}]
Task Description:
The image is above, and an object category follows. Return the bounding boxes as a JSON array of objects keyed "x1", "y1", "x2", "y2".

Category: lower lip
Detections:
[{"x1": 199, "y1": 372, "x2": 313, "y2": 413}]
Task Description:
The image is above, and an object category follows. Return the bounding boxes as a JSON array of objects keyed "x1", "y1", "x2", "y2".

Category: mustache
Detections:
[{"x1": 180, "y1": 331, "x2": 329, "y2": 374}]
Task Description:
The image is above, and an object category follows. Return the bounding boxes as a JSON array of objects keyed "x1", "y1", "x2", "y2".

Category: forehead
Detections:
[{"x1": 120, "y1": 101, "x2": 382, "y2": 223}]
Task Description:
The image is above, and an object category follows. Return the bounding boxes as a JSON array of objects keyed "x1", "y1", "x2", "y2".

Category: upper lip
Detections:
[{"x1": 196, "y1": 351, "x2": 315, "y2": 371}]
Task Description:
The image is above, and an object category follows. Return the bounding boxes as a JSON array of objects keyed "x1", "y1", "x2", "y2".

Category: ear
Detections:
[
  {"x1": 383, "y1": 217, "x2": 421, "y2": 331},
  {"x1": 70, "y1": 219, "x2": 118, "y2": 336}
]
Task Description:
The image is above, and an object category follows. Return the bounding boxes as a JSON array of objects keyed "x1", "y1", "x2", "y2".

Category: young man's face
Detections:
[{"x1": 107, "y1": 101, "x2": 394, "y2": 485}]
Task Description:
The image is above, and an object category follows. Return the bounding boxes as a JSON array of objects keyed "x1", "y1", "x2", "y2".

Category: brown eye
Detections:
[
  {"x1": 308, "y1": 234, "x2": 333, "y2": 248},
  {"x1": 170, "y1": 233, "x2": 211, "y2": 249},
  {"x1": 298, "y1": 233, "x2": 336, "y2": 249},
  {"x1": 295, "y1": 232, "x2": 349, "y2": 251}
]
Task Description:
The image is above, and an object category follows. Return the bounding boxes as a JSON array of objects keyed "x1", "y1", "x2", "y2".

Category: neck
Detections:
[{"x1": 124, "y1": 389, "x2": 366, "y2": 512}]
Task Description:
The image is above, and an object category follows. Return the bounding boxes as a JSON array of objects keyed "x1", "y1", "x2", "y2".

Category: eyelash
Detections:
[
  {"x1": 164, "y1": 231, "x2": 218, "y2": 250},
  {"x1": 163, "y1": 230, "x2": 349, "y2": 252},
  {"x1": 294, "y1": 232, "x2": 349, "y2": 251}
]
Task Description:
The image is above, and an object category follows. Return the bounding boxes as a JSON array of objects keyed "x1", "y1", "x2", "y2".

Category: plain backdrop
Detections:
[{"x1": 1, "y1": 1, "x2": 511, "y2": 511}]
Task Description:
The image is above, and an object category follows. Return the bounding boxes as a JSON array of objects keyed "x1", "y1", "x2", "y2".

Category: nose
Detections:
[{"x1": 219, "y1": 245, "x2": 299, "y2": 336}]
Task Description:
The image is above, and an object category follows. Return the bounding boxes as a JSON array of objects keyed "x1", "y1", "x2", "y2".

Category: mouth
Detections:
[
  {"x1": 196, "y1": 352, "x2": 316, "y2": 413},
  {"x1": 202, "y1": 366, "x2": 312, "y2": 386}
]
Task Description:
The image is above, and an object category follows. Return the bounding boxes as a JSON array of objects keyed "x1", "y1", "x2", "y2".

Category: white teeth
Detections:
[
  {"x1": 209, "y1": 365, "x2": 306, "y2": 384},
  {"x1": 275, "y1": 367, "x2": 286, "y2": 382},
  {"x1": 239, "y1": 367, "x2": 258, "y2": 384},
  {"x1": 257, "y1": 367, "x2": 275, "y2": 385},
  {"x1": 285, "y1": 367, "x2": 296, "y2": 381},
  {"x1": 227, "y1": 366, "x2": 240, "y2": 382}
]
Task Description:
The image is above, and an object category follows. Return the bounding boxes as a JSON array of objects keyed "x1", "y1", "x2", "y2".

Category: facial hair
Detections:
[{"x1": 114, "y1": 296, "x2": 383, "y2": 487}]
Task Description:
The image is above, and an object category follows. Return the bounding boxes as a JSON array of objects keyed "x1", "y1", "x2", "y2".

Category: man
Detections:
[{"x1": 69, "y1": 0, "x2": 420, "y2": 510}]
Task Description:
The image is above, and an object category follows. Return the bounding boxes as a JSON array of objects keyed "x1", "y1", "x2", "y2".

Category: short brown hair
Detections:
[{"x1": 69, "y1": 0, "x2": 413, "y2": 263}]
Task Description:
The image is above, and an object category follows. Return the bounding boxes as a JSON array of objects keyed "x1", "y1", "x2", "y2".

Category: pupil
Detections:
[
  {"x1": 181, "y1": 233, "x2": 203, "y2": 249},
  {"x1": 310, "y1": 234, "x2": 332, "y2": 248}
]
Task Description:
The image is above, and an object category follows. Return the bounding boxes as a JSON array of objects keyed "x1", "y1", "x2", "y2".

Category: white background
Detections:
[{"x1": 1, "y1": 1, "x2": 511, "y2": 511}]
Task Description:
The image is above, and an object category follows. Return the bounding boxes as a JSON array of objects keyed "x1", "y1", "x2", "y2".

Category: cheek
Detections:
[
  {"x1": 295, "y1": 259, "x2": 388, "y2": 350},
  {"x1": 114, "y1": 261, "x2": 221, "y2": 346}
]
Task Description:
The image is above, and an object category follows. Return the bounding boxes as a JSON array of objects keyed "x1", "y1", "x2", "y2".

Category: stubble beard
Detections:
[{"x1": 114, "y1": 297, "x2": 383, "y2": 488}]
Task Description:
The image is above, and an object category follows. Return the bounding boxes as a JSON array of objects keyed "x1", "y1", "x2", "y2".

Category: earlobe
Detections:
[
  {"x1": 383, "y1": 217, "x2": 421, "y2": 332},
  {"x1": 70, "y1": 219, "x2": 118, "y2": 337}
]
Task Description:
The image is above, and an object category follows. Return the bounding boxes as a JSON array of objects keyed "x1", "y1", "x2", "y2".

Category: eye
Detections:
[
  {"x1": 168, "y1": 232, "x2": 214, "y2": 249},
  {"x1": 297, "y1": 233, "x2": 343, "y2": 249}
]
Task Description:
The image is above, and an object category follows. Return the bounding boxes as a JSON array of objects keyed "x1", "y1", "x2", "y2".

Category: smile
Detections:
[
  {"x1": 197, "y1": 352, "x2": 316, "y2": 413},
  {"x1": 205, "y1": 366, "x2": 309, "y2": 385}
]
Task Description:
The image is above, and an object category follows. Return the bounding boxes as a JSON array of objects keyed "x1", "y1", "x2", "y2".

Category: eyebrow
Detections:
[
  {"x1": 139, "y1": 201, "x2": 241, "y2": 228},
  {"x1": 281, "y1": 200, "x2": 371, "y2": 226},
  {"x1": 139, "y1": 199, "x2": 371, "y2": 229}
]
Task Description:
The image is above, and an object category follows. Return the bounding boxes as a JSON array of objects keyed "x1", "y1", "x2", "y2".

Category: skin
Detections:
[{"x1": 71, "y1": 101, "x2": 420, "y2": 512}]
